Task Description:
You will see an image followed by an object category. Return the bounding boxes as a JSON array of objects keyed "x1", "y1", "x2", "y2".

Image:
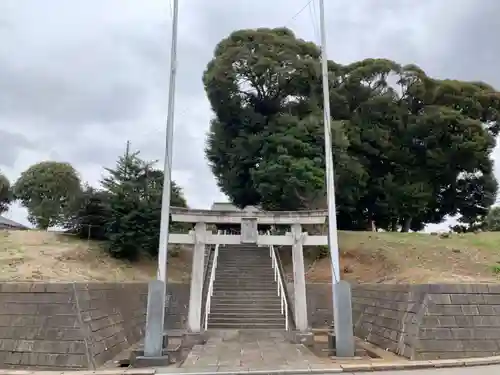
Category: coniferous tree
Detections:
[
  {"x1": 64, "y1": 185, "x2": 111, "y2": 240},
  {"x1": 100, "y1": 142, "x2": 187, "y2": 259}
]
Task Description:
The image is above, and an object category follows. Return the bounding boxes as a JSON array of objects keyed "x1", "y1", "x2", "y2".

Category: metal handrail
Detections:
[
  {"x1": 203, "y1": 230, "x2": 222, "y2": 330},
  {"x1": 267, "y1": 232, "x2": 289, "y2": 331}
]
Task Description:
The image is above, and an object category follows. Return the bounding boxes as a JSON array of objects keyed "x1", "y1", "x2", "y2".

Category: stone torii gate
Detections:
[{"x1": 169, "y1": 206, "x2": 328, "y2": 333}]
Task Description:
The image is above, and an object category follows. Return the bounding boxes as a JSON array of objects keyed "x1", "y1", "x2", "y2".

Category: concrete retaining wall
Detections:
[
  {"x1": 306, "y1": 283, "x2": 333, "y2": 328},
  {"x1": 0, "y1": 282, "x2": 190, "y2": 370},
  {"x1": 351, "y1": 284, "x2": 500, "y2": 360},
  {"x1": 306, "y1": 283, "x2": 500, "y2": 360}
]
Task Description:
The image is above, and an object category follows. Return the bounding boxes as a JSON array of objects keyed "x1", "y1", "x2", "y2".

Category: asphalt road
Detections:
[
  {"x1": 157, "y1": 364, "x2": 500, "y2": 375},
  {"x1": 345, "y1": 364, "x2": 500, "y2": 375}
]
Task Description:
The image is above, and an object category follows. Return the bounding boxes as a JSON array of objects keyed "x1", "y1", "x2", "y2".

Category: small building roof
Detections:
[
  {"x1": 0, "y1": 216, "x2": 28, "y2": 229},
  {"x1": 210, "y1": 202, "x2": 240, "y2": 211},
  {"x1": 210, "y1": 202, "x2": 261, "y2": 212}
]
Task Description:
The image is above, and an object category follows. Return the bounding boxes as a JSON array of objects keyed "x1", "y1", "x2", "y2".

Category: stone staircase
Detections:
[{"x1": 206, "y1": 244, "x2": 287, "y2": 329}]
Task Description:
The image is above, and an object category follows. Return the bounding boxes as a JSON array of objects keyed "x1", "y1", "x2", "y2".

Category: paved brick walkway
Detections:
[{"x1": 179, "y1": 330, "x2": 330, "y2": 372}]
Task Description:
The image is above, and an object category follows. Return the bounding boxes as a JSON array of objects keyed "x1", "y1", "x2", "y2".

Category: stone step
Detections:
[
  {"x1": 214, "y1": 283, "x2": 278, "y2": 295},
  {"x1": 210, "y1": 298, "x2": 281, "y2": 303},
  {"x1": 213, "y1": 284, "x2": 277, "y2": 290},
  {"x1": 218, "y1": 260, "x2": 271, "y2": 263},
  {"x1": 216, "y1": 270, "x2": 274, "y2": 275},
  {"x1": 217, "y1": 268, "x2": 272, "y2": 272},
  {"x1": 211, "y1": 289, "x2": 280, "y2": 295},
  {"x1": 217, "y1": 263, "x2": 272, "y2": 266},
  {"x1": 212, "y1": 291, "x2": 280, "y2": 297},
  {"x1": 219, "y1": 255, "x2": 270, "y2": 259},
  {"x1": 218, "y1": 251, "x2": 270, "y2": 255},
  {"x1": 209, "y1": 298, "x2": 282, "y2": 305},
  {"x1": 218, "y1": 251, "x2": 269, "y2": 254},
  {"x1": 215, "y1": 274, "x2": 275, "y2": 280},
  {"x1": 207, "y1": 322, "x2": 286, "y2": 329},
  {"x1": 216, "y1": 270, "x2": 273, "y2": 274},
  {"x1": 216, "y1": 268, "x2": 274, "y2": 272},
  {"x1": 216, "y1": 271, "x2": 273, "y2": 275},
  {"x1": 212, "y1": 290, "x2": 278, "y2": 296},
  {"x1": 214, "y1": 279, "x2": 276, "y2": 284},
  {"x1": 215, "y1": 275, "x2": 276, "y2": 280},
  {"x1": 220, "y1": 256, "x2": 270, "y2": 258},
  {"x1": 208, "y1": 311, "x2": 284, "y2": 319},
  {"x1": 218, "y1": 253, "x2": 270, "y2": 256},
  {"x1": 213, "y1": 283, "x2": 278, "y2": 289},
  {"x1": 218, "y1": 254, "x2": 271, "y2": 257},
  {"x1": 208, "y1": 315, "x2": 285, "y2": 323},
  {"x1": 209, "y1": 305, "x2": 282, "y2": 313},
  {"x1": 217, "y1": 262, "x2": 272, "y2": 265},
  {"x1": 214, "y1": 275, "x2": 276, "y2": 280},
  {"x1": 218, "y1": 262, "x2": 270, "y2": 264},
  {"x1": 218, "y1": 254, "x2": 270, "y2": 257},
  {"x1": 213, "y1": 289, "x2": 278, "y2": 294},
  {"x1": 216, "y1": 269, "x2": 274, "y2": 274},
  {"x1": 210, "y1": 299, "x2": 281, "y2": 306},
  {"x1": 219, "y1": 247, "x2": 269, "y2": 250}
]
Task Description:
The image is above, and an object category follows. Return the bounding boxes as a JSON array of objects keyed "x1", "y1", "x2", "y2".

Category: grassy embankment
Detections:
[{"x1": 1, "y1": 230, "x2": 499, "y2": 283}]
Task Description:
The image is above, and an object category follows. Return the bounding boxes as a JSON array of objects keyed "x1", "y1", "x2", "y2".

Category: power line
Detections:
[
  {"x1": 284, "y1": 0, "x2": 314, "y2": 27},
  {"x1": 168, "y1": 0, "x2": 173, "y2": 19},
  {"x1": 284, "y1": 0, "x2": 321, "y2": 47},
  {"x1": 308, "y1": 0, "x2": 321, "y2": 43}
]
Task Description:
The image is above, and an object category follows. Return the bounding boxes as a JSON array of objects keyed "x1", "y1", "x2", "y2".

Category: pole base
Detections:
[
  {"x1": 132, "y1": 352, "x2": 171, "y2": 368},
  {"x1": 288, "y1": 330, "x2": 314, "y2": 347}
]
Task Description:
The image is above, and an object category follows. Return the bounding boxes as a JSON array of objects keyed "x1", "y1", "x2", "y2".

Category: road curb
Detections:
[
  {"x1": 338, "y1": 356, "x2": 500, "y2": 372},
  {"x1": 154, "y1": 355, "x2": 500, "y2": 373}
]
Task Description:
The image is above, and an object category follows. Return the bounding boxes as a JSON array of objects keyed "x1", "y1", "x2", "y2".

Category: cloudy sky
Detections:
[{"x1": 0, "y1": 0, "x2": 499, "y2": 230}]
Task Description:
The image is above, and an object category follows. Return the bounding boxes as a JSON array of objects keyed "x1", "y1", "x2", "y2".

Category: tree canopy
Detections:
[
  {"x1": 0, "y1": 173, "x2": 12, "y2": 215},
  {"x1": 479, "y1": 206, "x2": 500, "y2": 232},
  {"x1": 100, "y1": 143, "x2": 187, "y2": 259},
  {"x1": 204, "y1": 27, "x2": 499, "y2": 232},
  {"x1": 14, "y1": 161, "x2": 81, "y2": 229},
  {"x1": 64, "y1": 142, "x2": 188, "y2": 260}
]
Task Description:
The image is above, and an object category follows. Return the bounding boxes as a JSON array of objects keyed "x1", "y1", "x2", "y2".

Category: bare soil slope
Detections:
[
  {"x1": 2, "y1": 229, "x2": 500, "y2": 284},
  {"x1": 0, "y1": 230, "x2": 192, "y2": 282},
  {"x1": 285, "y1": 231, "x2": 500, "y2": 284}
]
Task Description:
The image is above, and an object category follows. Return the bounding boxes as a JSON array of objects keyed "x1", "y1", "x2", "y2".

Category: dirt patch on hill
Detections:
[
  {"x1": 284, "y1": 231, "x2": 500, "y2": 284},
  {"x1": 0, "y1": 230, "x2": 192, "y2": 282}
]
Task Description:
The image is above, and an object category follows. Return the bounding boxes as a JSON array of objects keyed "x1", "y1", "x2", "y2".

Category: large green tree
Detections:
[
  {"x1": 204, "y1": 28, "x2": 367, "y2": 218},
  {"x1": 100, "y1": 143, "x2": 187, "y2": 259},
  {"x1": 14, "y1": 161, "x2": 81, "y2": 229},
  {"x1": 483, "y1": 206, "x2": 500, "y2": 232},
  {"x1": 204, "y1": 28, "x2": 499, "y2": 231},
  {"x1": 64, "y1": 185, "x2": 111, "y2": 240},
  {"x1": 0, "y1": 173, "x2": 12, "y2": 215}
]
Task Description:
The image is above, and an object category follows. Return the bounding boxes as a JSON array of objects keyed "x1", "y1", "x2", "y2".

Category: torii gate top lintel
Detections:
[{"x1": 170, "y1": 206, "x2": 327, "y2": 225}]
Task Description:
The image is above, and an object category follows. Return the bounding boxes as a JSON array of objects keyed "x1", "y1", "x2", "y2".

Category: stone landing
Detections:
[{"x1": 177, "y1": 330, "x2": 329, "y2": 372}]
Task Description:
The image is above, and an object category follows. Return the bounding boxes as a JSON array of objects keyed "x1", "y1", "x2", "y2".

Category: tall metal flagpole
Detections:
[
  {"x1": 144, "y1": 0, "x2": 179, "y2": 357},
  {"x1": 318, "y1": 0, "x2": 340, "y2": 287},
  {"x1": 157, "y1": 0, "x2": 179, "y2": 285},
  {"x1": 318, "y1": 0, "x2": 354, "y2": 356}
]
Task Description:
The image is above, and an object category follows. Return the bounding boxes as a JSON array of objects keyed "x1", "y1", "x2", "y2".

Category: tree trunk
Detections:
[
  {"x1": 391, "y1": 220, "x2": 398, "y2": 232},
  {"x1": 401, "y1": 217, "x2": 412, "y2": 232}
]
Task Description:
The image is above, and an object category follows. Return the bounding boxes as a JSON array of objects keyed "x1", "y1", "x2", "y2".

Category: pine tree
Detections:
[{"x1": 100, "y1": 142, "x2": 187, "y2": 260}]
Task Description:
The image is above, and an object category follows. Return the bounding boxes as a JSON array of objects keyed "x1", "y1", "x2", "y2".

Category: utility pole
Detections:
[
  {"x1": 318, "y1": 0, "x2": 355, "y2": 356},
  {"x1": 144, "y1": 0, "x2": 179, "y2": 357}
]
